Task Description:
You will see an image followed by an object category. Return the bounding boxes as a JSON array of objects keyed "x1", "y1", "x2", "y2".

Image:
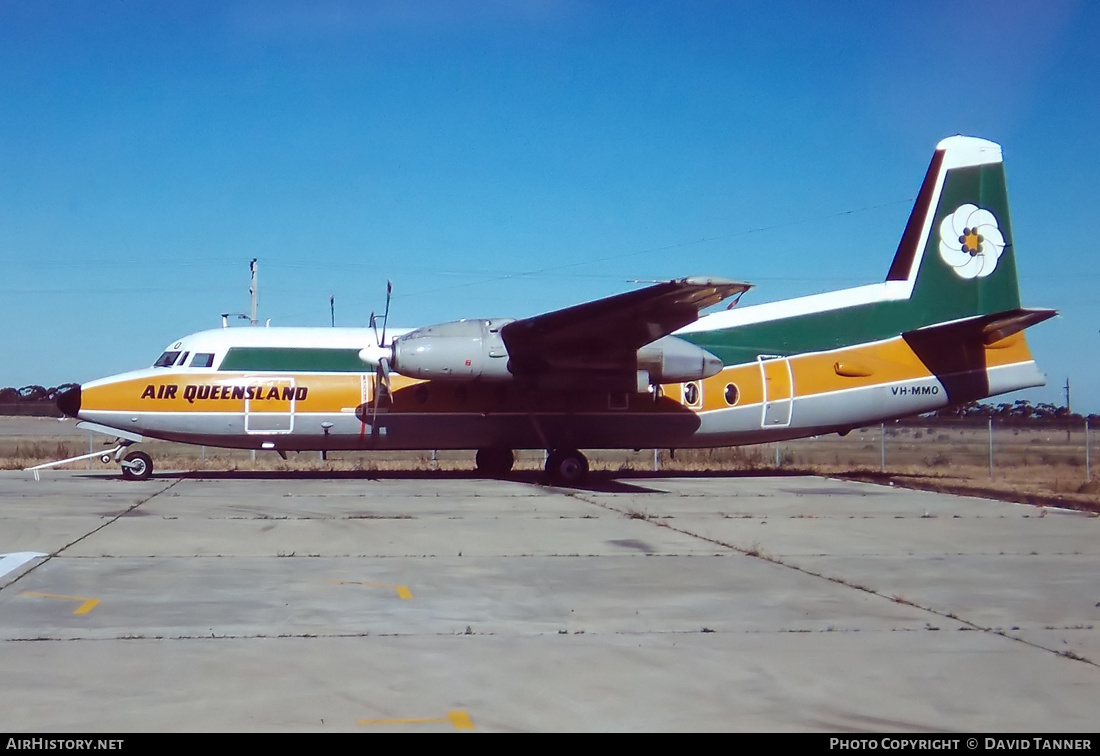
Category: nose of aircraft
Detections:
[{"x1": 56, "y1": 384, "x2": 82, "y2": 418}]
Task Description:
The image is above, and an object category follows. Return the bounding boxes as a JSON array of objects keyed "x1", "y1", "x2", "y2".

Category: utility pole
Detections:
[
  {"x1": 988, "y1": 417, "x2": 994, "y2": 475},
  {"x1": 249, "y1": 258, "x2": 259, "y2": 327},
  {"x1": 1065, "y1": 377, "x2": 1072, "y2": 442},
  {"x1": 330, "y1": 295, "x2": 335, "y2": 327}
]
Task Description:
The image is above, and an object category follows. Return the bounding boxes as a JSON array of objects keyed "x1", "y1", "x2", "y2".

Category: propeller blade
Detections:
[
  {"x1": 378, "y1": 356, "x2": 391, "y2": 393},
  {"x1": 360, "y1": 284, "x2": 394, "y2": 367},
  {"x1": 370, "y1": 356, "x2": 392, "y2": 436},
  {"x1": 380, "y1": 280, "x2": 392, "y2": 347}
]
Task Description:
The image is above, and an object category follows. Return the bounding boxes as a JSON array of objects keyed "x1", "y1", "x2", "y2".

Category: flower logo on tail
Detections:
[{"x1": 938, "y1": 204, "x2": 1005, "y2": 279}]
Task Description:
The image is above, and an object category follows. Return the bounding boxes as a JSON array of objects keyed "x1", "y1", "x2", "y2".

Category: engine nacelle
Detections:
[
  {"x1": 387, "y1": 322, "x2": 722, "y2": 388},
  {"x1": 637, "y1": 335, "x2": 723, "y2": 384},
  {"x1": 392, "y1": 318, "x2": 514, "y2": 381}
]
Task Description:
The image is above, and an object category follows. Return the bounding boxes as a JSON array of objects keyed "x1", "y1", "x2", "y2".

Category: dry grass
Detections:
[{"x1": 4, "y1": 418, "x2": 1098, "y2": 513}]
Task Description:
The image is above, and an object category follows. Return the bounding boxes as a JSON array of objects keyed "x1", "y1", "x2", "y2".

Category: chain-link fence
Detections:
[{"x1": 739, "y1": 418, "x2": 1095, "y2": 483}]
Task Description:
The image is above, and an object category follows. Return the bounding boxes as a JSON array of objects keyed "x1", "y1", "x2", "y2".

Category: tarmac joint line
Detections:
[
  {"x1": 54, "y1": 478, "x2": 183, "y2": 557},
  {"x1": 566, "y1": 489, "x2": 1100, "y2": 669},
  {"x1": 0, "y1": 480, "x2": 180, "y2": 594}
]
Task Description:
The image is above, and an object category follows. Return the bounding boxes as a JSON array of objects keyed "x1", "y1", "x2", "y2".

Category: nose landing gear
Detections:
[
  {"x1": 24, "y1": 438, "x2": 154, "y2": 482},
  {"x1": 120, "y1": 450, "x2": 154, "y2": 481}
]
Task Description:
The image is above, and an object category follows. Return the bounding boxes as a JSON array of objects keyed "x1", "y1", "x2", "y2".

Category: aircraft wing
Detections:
[{"x1": 501, "y1": 277, "x2": 750, "y2": 376}]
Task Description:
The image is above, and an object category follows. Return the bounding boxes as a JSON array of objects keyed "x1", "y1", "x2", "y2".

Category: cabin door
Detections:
[
  {"x1": 244, "y1": 377, "x2": 297, "y2": 434},
  {"x1": 758, "y1": 355, "x2": 794, "y2": 428}
]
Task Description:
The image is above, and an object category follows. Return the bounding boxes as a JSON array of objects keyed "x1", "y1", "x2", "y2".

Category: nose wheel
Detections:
[
  {"x1": 120, "y1": 450, "x2": 154, "y2": 481},
  {"x1": 545, "y1": 448, "x2": 588, "y2": 485}
]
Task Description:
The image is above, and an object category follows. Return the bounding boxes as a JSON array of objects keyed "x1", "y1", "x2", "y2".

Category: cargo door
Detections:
[{"x1": 758, "y1": 355, "x2": 793, "y2": 428}]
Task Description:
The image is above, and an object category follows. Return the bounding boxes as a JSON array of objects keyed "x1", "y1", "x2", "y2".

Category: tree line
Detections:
[
  {"x1": 924, "y1": 399, "x2": 1098, "y2": 425},
  {"x1": 0, "y1": 384, "x2": 78, "y2": 416}
]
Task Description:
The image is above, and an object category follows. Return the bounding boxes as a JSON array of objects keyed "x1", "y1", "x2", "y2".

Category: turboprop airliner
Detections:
[{"x1": 42, "y1": 136, "x2": 1055, "y2": 483}]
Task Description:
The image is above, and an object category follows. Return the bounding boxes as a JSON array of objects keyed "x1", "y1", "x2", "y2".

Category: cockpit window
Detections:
[
  {"x1": 190, "y1": 353, "x2": 215, "y2": 368},
  {"x1": 176, "y1": 351, "x2": 190, "y2": 367},
  {"x1": 153, "y1": 351, "x2": 181, "y2": 368}
]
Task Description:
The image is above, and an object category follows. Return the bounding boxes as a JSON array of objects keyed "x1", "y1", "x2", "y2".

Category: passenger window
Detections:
[
  {"x1": 190, "y1": 353, "x2": 215, "y2": 368},
  {"x1": 153, "y1": 351, "x2": 180, "y2": 368}
]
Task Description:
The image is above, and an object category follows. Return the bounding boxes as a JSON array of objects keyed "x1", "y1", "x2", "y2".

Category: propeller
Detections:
[
  {"x1": 359, "y1": 281, "x2": 394, "y2": 438},
  {"x1": 361, "y1": 281, "x2": 394, "y2": 367}
]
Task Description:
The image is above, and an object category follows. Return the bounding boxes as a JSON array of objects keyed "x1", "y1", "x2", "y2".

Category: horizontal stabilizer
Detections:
[{"x1": 903, "y1": 308, "x2": 1057, "y2": 346}]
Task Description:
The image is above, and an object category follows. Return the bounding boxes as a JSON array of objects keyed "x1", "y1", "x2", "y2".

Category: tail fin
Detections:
[
  {"x1": 886, "y1": 136, "x2": 1022, "y2": 326},
  {"x1": 887, "y1": 137, "x2": 1054, "y2": 403}
]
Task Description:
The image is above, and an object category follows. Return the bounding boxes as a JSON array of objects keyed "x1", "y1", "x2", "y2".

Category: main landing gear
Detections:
[
  {"x1": 475, "y1": 447, "x2": 515, "y2": 476},
  {"x1": 544, "y1": 448, "x2": 589, "y2": 485},
  {"x1": 473, "y1": 446, "x2": 590, "y2": 485}
]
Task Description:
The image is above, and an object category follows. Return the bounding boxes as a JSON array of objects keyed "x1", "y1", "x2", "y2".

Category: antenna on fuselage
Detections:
[
  {"x1": 221, "y1": 313, "x2": 249, "y2": 328},
  {"x1": 249, "y1": 258, "x2": 259, "y2": 327}
]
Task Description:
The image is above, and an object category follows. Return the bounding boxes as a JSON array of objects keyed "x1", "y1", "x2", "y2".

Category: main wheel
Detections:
[
  {"x1": 545, "y1": 448, "x2": 588, "y2": 485},
  {"x1": 475, "y1": 447, "x2": 514, "y2": 476},
  {"x1": 121, "y1": 450, "x2": 153, "y2": 481}
]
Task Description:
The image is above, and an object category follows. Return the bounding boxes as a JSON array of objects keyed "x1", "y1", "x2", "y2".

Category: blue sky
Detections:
[{"x1": 1, "y1": 1, "x2": 1096, "y2": 410}]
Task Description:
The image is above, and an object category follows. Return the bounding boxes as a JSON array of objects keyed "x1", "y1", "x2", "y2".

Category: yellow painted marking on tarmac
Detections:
[
  {"x1": 22, "y1": 592, "x2": 100, "y2": 615},
  {"x1": 447, "y1": 710, "x2": 475, "y2": 729},
  {"x1": 357, "y1": 710, "x2": 475, "y2": 730},
  {"x1": 334, "y1": 580, "x2": 412, "y2": 599}
]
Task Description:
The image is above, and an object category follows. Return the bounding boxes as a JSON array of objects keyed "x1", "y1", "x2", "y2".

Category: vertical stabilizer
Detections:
[{"x1": 885, "y1": 136, "x2": 1021, "y2": 326}]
